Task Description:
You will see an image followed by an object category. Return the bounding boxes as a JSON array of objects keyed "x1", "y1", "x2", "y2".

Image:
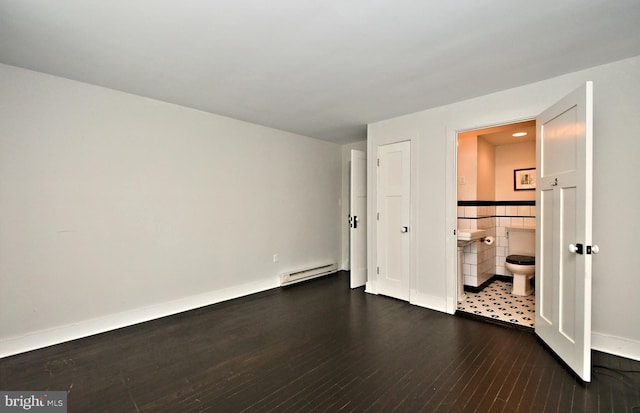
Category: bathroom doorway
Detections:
[{"x1": 455, "y1": 120, "x2": 537, "y2": 328}]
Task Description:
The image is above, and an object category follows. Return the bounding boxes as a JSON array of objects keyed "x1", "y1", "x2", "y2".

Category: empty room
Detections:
[{"x1": 1, "y1": 1, "x2": 640, "y2": 412}]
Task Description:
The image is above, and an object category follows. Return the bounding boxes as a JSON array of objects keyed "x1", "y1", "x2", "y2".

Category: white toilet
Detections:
[{"x1": 505, "y1": 226, "x2": 535, "y2": 296}]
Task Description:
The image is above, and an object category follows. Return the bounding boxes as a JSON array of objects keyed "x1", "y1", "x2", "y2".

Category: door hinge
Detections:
[
  {"x1": 377, "y1": 158, "x2": 380, "y2": 166},
  {"x1": 377, "y1": 212, "x2": 380, "y2": 220},
  {"x1": 376, "y1": 266, "x2": 379, "y2": 274},
  {"x1": 453, "y1": 229, "x2": 457, "y2": 235}
]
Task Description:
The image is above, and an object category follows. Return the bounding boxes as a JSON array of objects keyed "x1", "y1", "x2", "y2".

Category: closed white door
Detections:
[
  {"x1": 377, "y1": 141, "x2": 411, "y2": 301},
  {"x1": 350, "y1": 150, "x2": 367, "y2": 288},
  {"x1": 536, "y1": 82, "x2": 594, "y2": 382}
]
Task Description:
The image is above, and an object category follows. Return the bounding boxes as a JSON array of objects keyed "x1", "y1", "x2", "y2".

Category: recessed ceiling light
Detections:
[{"x1": 512, "y1": 132, "x2": 527, "y2": 137}]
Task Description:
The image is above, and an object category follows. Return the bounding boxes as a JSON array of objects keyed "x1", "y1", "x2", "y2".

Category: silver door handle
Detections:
[{"x1": 401, "y1": 226, "x2": 409, "y2": 233}]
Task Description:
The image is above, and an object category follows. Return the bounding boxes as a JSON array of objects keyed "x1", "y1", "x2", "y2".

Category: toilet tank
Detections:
[{"x1": 507, "y1": 227, "x2": 535, "y2": 256}]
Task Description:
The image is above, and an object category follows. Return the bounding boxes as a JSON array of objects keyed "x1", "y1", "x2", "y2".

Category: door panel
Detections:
[
  {"x1": 536, "y1": 82, "x2": 593, "y2": 382},
  {"x1": 385, "y1": 196, "x2": 402, "y2": 281},
  {"x1": 539, "y1": 188, "x2": 554, "y2": 324},
  {"x1": 350, "y1": 150, "x2": 367, "y2": 288},
  {"x1": 377, "y1": 141, "x2": 410, "y2": 301},
  {"x1": 541, "y1": 106, "x2": 578, "y2": 175},
  {"x1": 559, "y1": 186, "x2": 577, "y2": 342}
]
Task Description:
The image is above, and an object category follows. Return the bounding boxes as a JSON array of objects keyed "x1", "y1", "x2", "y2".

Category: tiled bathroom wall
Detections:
[
  {"x1": 495, "y1": 204, "x2": 536, "y2": 276},
  {"x1": 458, "y1": 202, "x2": 536, "y2": 288},
  {"x1": 458, "y1": 205, "x2": 496, "y2": 288}
]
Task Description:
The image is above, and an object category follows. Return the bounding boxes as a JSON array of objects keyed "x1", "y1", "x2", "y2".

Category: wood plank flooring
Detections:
[{"x1": 1, "y1": 271, "x2": 639, "y2": 412}]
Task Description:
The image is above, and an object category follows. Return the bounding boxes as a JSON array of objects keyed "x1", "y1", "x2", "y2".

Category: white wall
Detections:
[
  {"x1": 495, "y1": 141, "x2": 536, "y2": 200},
  {"x1": 477, "y1": 137, "x2": 495, "y2": 200},
  {"x1": 368, "y1": 55, "x2": 640, "y2": 360},
  {"x1": 0, "y1": 64, "x2": 342, "y2": 357},
  {"x1": 457, "y1": 133, "x2": 478, "y2": 200}
]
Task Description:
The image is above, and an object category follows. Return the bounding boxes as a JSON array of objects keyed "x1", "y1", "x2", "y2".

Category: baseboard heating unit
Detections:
[{"x1": 280, "y1": 263, "x2": 337, "y2": 286}]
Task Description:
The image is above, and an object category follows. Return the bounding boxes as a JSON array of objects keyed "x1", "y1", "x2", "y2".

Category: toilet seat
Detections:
[{"x1": 506, "y1": 255, "x2": 535, "y2": 265}]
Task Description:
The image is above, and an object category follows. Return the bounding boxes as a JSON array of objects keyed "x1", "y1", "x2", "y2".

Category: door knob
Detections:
[
  {"x1": 569, "y1": 243, "x2": 583, "y2": 254},
  {"x1": 591, "y1": 245, "x2": 600, "y2": 254},
  {"x1": 401, "y1": 226, "x2": 409, "y2": 233}
]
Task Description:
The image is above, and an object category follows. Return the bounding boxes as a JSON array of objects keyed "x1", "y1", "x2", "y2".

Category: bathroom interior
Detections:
[{"x1": 456, "y1": 120, "x2": 537, "y2": 328}]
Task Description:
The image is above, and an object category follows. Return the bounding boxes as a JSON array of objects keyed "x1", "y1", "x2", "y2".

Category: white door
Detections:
[
  {"x1": 350, "y1": 150, "x2": 367, "y2": 288},
  {"x1": 536, "y1": 82, "x2": 594, "y2": 382},
  {"x1": 377, "y1": 141, "x2": 411, "y2": 301}
]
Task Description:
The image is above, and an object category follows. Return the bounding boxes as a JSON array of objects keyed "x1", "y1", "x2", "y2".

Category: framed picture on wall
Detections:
[{"x1": 514, "y1": 168, "x2": 536, "y2": 191}]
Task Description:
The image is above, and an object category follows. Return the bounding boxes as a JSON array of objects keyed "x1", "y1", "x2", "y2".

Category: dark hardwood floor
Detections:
[{"x1": 1, "y1": 271, "x2": 639, "y2": 412}]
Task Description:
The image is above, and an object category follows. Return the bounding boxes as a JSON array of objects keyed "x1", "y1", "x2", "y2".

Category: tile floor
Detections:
[{"x1": 457, "y1": 279, "x2": 535, "y2": 328}]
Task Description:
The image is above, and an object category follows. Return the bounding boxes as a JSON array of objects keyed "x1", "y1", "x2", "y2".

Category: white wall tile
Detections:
[
  {"x1": 496, "y1": 205, "x2": 506, "y2": 216},
  {"x1": 464, "y1": 252, "x2": 477, "y2": 265},
  {"x1": 465, "y1": 206, "x2": 477, "y2": 218},
  {"x1": 464, "y1": 275, "x2": 476, "y2": 286},
  {"x1": 518, "y1": 205, "x2": 530, "y2": 217},
  {"x1": 477, "y1": 271, "x2": 492, "y2": 286}
]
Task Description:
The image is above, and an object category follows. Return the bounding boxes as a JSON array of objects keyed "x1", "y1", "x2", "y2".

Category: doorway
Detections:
[{"x1": 455, "y1": 120, "x2": 537, "y2": 328}]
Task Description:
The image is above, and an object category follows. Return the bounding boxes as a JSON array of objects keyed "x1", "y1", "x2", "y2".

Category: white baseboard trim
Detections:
[
  {"x1": 410, "y1": 290, "x2": 447, "y2": 313},
  {"x1": 365, "y1": 280, "x2": 377, "y2": 295},
  {"x1": 592, "y1": 331, "x2": 640, "y2": 361},
  {"x1": 0, "y1": 277, "x2": 279, "y2": 358}
]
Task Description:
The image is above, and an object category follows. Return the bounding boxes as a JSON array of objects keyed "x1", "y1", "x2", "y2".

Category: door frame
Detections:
[{"x1": 446, "y1": 117, "x2": 536, "y2": 314}]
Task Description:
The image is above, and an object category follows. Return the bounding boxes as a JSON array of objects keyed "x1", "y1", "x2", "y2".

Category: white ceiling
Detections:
[{"x1": 1, "y1": 1, "x2": 640, "y2": 144}]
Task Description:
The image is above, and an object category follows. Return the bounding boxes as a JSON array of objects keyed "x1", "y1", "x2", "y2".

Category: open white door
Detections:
[
  {"x1": 350, "y1": 150, "x2": 367, "y2": 288},
  {"x1": 377, "y1": 141, "x2": 411, "y2": 301},
  {"x1": 536, "y1": 82, "x2": 594, "y2": 382}
]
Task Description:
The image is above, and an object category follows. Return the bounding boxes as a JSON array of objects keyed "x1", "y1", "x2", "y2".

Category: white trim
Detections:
[
  {"x1": 445, "y1": 127, "x2": 458, "y2": 314},
  {"x1": 592, "y1": 331, "x2": 640, "y2": 361},
  {"x1": 0, "y1": 277, "x2": 279, "y2": 358},
  {"x1": 365, "y1": 280, "x2": 378, "y2": 295}
]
